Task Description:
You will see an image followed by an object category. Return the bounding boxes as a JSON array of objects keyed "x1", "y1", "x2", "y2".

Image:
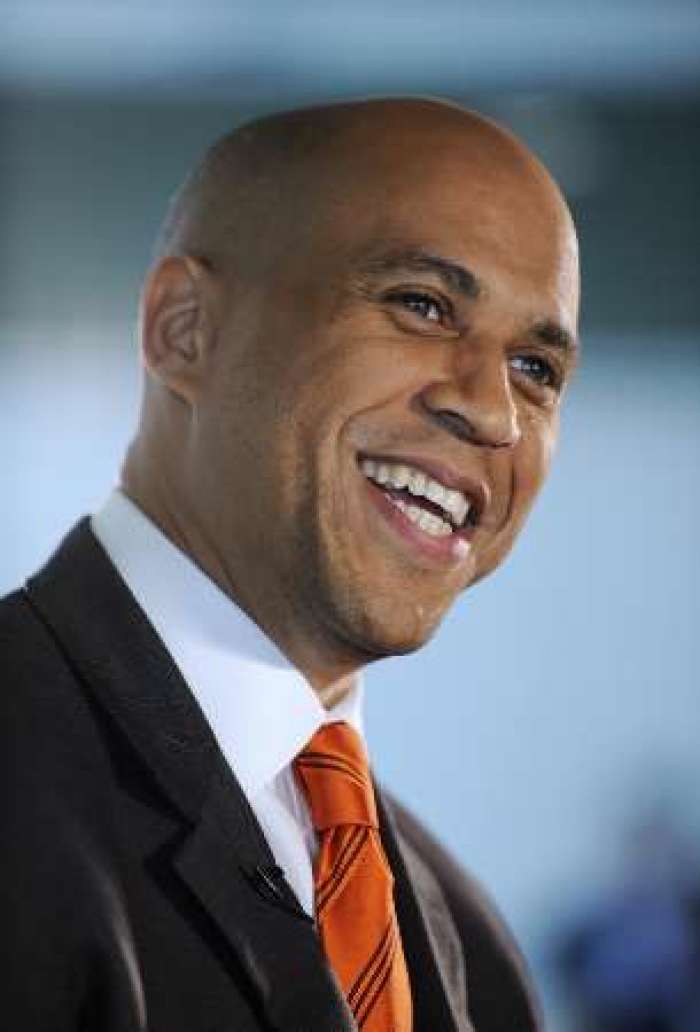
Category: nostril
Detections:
[
  {"x1": 423, "y1": 402, "x2": 519, "y2": 450},
  {"x1": 430, "y1": 408, "x2": 475, "y2": 444}
]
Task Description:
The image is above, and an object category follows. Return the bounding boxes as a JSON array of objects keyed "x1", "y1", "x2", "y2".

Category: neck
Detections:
[
  {"x1": 313, "y1": 673, "x2": 358, "y2": 710},
  {"x1": 120, "y1": 463, "x2": 365, "y2": 711}
]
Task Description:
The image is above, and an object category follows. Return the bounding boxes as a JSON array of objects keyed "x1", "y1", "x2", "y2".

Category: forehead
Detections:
[{"x1": 309, "y1": 127, "x2": 579, "y2": 325}]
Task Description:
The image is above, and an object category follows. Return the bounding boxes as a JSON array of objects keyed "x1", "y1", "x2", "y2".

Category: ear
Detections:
[{"x1": 140, "y1": 256, "x2": 215, "y2": 405}]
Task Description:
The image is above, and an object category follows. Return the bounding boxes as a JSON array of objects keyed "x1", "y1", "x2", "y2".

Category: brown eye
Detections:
[
  {"x1": 390, "y1": 291, "x2": 446, "y2": 323},
  {"x1": 510, "y1": 354, "x2": 559, "y2": 389}
]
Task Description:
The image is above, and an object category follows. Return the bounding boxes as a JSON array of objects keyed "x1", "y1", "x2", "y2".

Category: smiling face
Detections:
[{"x1": 138, "y1": 101, "x2": 579, "y2": 688}]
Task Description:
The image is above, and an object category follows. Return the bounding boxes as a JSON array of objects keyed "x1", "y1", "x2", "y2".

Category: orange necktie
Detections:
[{"x1": 294, "y1": 722, "x2": 413, "y2": 1032}]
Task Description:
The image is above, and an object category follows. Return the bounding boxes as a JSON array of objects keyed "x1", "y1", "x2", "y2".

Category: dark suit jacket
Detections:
[{"x1": 0, "y1": 520, "x2": 542, "y2": 1031}]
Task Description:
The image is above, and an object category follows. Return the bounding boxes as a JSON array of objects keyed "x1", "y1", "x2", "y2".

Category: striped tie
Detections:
[{"x1": 294, "y1": 721, "x2": 413, "y2": 1032}]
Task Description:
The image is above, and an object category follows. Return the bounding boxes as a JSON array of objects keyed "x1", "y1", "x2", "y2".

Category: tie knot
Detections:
[{"x1": 294, "y1": 722, "x2": 378, "y2": 832}]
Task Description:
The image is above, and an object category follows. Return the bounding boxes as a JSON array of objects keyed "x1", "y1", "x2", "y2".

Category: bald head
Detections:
[
  {"x1": 155, "y1": 97, "x2": 573, "y2": 282},
  {"x1": 129, "y1": 96, "x2": 579, "y2": 691}
]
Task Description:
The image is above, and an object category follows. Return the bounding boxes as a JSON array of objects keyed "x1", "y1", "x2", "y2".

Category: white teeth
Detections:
[
  {"x1": 401, "y1": 500, "x2": 421, "y2": 524},
  {"x1": 389, "y1": 496, "x2": 452, "y2": 537},
  {"x1": 426, "y1": 480, "x2": 445, "y2": 506},
  {"x1": 359, "y1": 457, "x2": 472, "y2": 529},
  {"x1": 445, "y1": 489, "x2": 470, "y2": 527},
  {"x1": 417, "y1": 509, "x2": 452, "y2": 537},
  {"x1": 407, "y1": 470, "x2": 427, "y2": 496},
  {"x1": 388, "y1": 464, "x2": 410, "y2": 490}
]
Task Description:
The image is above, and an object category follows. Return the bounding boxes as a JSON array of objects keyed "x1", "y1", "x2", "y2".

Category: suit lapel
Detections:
[
  {"x1": 26, "y1": 519, "x2": 355, "y2": 1032},
  {"x1": 173, "y1": 764, "x2": 356, "y2": 1031},
  {"x1": 376, "y1": 788, "x2": 469, "y2": 1032}
]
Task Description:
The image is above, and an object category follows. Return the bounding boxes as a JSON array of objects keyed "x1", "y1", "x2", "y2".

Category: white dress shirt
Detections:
[{"x1": 91, "y1": 489, "x2": 365, "y2": 916}]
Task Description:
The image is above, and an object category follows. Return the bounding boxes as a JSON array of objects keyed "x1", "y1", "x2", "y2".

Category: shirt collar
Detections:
[{"x1": 91, "y1": 489, "x2": 365, "y2": 800}]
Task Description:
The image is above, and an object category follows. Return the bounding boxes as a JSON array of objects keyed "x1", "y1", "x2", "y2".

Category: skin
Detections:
[{"x1": 123, "y1": 98, "x2": 580, "y2": 708}]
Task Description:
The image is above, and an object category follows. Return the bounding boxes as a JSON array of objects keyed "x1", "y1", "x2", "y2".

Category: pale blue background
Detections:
[
  {"x1": 2, "y1": 3, "x2": 698, "y2": 1027},
  {"x1": 3, "y1": 323, "x2": 697, "y2": 1030}
]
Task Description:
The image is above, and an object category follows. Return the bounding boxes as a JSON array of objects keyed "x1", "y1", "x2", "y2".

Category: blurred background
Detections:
[{"x1": 2, "y1": 2, "x2": 699, "y2": 1028}]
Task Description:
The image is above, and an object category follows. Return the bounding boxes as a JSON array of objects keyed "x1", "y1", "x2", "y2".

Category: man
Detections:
[{"x1": 1, "y1": 98, "x2": 579, "y2": 1031}]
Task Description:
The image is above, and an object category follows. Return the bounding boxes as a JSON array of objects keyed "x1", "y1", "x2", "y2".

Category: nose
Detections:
[{"x1": 419, "y1": 358, "x2": 521, "y2": 449}]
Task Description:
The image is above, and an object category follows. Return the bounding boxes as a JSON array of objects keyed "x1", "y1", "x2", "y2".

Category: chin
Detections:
[
  {"x1": 309, "y1": 526, "x2": 456, "y2": 661},
  {"x1": 335, "y1": 593, "x2": 447, "y2": 662}
]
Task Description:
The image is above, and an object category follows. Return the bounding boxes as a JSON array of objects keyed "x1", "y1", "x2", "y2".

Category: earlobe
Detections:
[{"x1": 141, "y1": 256, "x2": 212, "y2": 404}]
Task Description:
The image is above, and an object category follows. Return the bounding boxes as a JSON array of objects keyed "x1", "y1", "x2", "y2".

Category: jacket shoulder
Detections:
[
  {"x1": 385, "y1": 792, "x2": 543, "y2": 1032},
  {"x1": 0, "y1": 586, "x2": 94, "y2": 739},
  {"x1": 0, "y1": 587, "x2": 133, "y2": 1025},
  {"x1": 0, "y1": 584, "x2": 121, "y2": 821}
]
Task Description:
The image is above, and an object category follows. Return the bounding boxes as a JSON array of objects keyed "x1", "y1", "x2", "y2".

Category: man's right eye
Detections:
[{"x1": 385, "y1": 290, "x2": 450, "y2": 325}]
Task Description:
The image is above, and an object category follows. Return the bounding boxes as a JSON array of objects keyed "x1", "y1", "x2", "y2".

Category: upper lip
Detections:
[{"x1": 357, "y1": 451, "x2": 490, "y2": 527}]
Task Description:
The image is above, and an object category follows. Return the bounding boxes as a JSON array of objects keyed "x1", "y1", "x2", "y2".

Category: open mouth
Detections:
[{"x1": 358, "y1": 455, "x2": 481, "y2": 542}]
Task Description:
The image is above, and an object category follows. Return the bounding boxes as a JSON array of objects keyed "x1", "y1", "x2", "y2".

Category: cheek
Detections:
[
  {"x1": 515, "y1": 418, "x2": 558, "y2": 504},
  {"x1": 472, "y1": 417, "x2": 558, "y2": 583},
  {"x1": 278, "y1": 338, "x2": 404, "y2": 480},
  {"x1": 508, "y1": 406, "x2": 560, "y2": 536}
]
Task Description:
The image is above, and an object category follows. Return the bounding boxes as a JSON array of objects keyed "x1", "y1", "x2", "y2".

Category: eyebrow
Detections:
[
  {"x1": 357, "y1": 246, "x2": 578, "y2": 357},
  {"x1": 529, "y1": 318, "x2": 578, "y2": 358},
  {"x1": 359, "y1": 247, "x2": 482, "y2": 300}
]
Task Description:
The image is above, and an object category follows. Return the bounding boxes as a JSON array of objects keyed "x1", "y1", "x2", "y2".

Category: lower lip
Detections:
[{"x1": 362, "y1": 476, "x2": 473, "y2": 566}]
